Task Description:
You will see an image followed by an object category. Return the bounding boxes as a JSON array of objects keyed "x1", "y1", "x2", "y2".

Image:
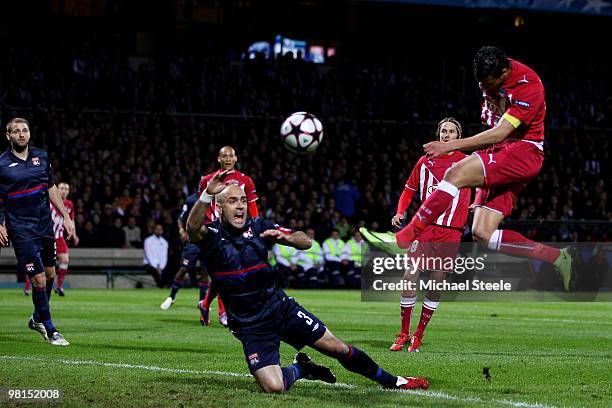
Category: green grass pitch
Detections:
[{"x1": 0, "y1": 289, "x2": 610, "y2": 407}]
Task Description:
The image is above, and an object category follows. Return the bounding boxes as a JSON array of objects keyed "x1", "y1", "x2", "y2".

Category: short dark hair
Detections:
[
  {"x1": 6, "y1": 117, "x2": 29, "y2": 133},
  {"x1": 473, "y1": 46, "x2": 510, "y2": 81}
]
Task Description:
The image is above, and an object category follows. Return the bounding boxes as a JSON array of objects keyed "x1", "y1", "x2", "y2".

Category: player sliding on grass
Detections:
[
  {"x1": 364, "y1": 118, "x2": 471, "y2": 353},
  {"x1": 196, "y1": 146, "x2": 259, "y2": 327},
  {"x1": 396, "y1": 46, "x2": 574, "y2": 291},
  {"x1": 187, "y1": 171, "x2": 429, "y2": 393},
  {"x1": 0, "y1": 117, "x2": 73, "y2": 345}
]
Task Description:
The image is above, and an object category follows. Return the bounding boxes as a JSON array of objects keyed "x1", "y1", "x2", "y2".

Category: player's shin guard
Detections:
[
  {"x1": 169, "y1": 278, "x2": 184, "y2": 300},
  {"x1": 281, "y1": 364, "x2": 303, "y2": 391},
  {"x1": 400, "y1": 296, "x2": 416, "y2": 335},
  {"x1": 198, "y1": 281, "x2": 209, "y2": 301},
  {"x1": 490, "y1": 230, "x2": 560, "y2": 264},
  {"x1": 414, "y1": 297, "x2": 438, "y2": 338},
  {"x1": 338, "y1": 345, "x2": 397, "y2": 388},
  {"x1": 56, "y1": 265, "x2": 68, "y2": 289},
  {"x1": 32, "y1": 287, "x2": 56, "y2": 335}
]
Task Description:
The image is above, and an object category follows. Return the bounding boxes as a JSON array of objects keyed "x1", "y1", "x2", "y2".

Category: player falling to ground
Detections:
[
  {"x1": 385, "y1": 118, "x2": 470, "y2": 352},
  {"x1": 160, "y1": 192, "x2": 210, "y2": 318},
  {"x1": 0, "y1": 117, "x2": 73, "y2": 345},
  {"x1": 186, "y1": 171, "x2": 429, "y2": 393},
  {"x1": 396, "y1": 46, "x2": 574, "y2": 290},
  {"x1": 197, "y1": 146, "x2": 259, "y2": 327}
]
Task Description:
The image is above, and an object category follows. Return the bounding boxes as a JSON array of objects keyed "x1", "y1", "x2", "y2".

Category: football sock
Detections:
[
  {"x1": 490, "y1": 230, "x2": 560, "y2": 264},
  {"x1": 32, "y1": 286, "x2": 56, "y2": 335},
  {"x1": 417, "y1": 180, "x2": 458, "y2": 224},
  {"x1": 400, "y1": 296, "x2": 416, "y2": 336},
  {"x1": 338, "y1": 345, "x2": 397, "y2": 388},
  {"x1": 46, "y1": 277, "x2": 54, "y2": 300},
  {"x1": 169, "y1": 278, "x2": 184, "y2": 300},
  {"x1": 218, "y1": 296, "x2": 226, "y2": 316},
  {"x1": 56, "y1": 264, "x2": 68, "y2": 289},
  {"x1": 24, "y1": 277, "x2": 31, "y2": 291},
  {"x1": 201, "y1": 284, "x2": 217, "y2": 310},
  {"x1": 198, "y1": 281, "x2": 209, "y2": 301},
  {"x1": 414, "y1": 297, "x2": 438, "y2": 338},
  {"x1": 281, "y1": 364, "x2": 303, "y2": 391}
]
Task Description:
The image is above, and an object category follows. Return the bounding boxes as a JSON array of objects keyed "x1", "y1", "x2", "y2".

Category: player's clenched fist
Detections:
[{"x1": 391, "y1": 214, "x2": 404, "y2": 230}]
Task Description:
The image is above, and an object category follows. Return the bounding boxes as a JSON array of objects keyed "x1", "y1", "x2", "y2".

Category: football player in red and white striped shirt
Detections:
[
  {"x1": 397, "y1": 46, "x2": 574, "y2": 291},
  {"x1": 388, "y1": 118, "x2": 470, "y2": 352},
  {"x1": 196, "y1": 146, "x2": 259, "y2": 326},
  {"x1": 51, "y1": 182, "x2": 78, "y2": 296}
]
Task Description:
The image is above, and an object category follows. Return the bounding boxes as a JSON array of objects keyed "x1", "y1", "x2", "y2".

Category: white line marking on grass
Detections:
[{"x1": 1, "y1": 355, "x2": 556, "y2": 407}]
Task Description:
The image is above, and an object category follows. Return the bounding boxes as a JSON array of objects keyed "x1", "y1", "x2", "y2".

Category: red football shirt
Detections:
[
  {"x1": 404, "y1": 153, "x2": 470, "y2": 229},
  {"x1": 480, "y1": 59, "x2": 546, "y2": 143},
  {"x1": 50, "y1": 199, "x2": 74, "y2": 239},
  {"x1": 198, "y1": 170, "x2": 258, "y2": 223}
]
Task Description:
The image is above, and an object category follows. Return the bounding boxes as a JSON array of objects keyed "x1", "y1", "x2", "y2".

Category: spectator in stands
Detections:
[
  {"x1": 123, "y1": 216, "x2": 143, "y2": 248},
  {"x1": 323, "y1": 229, "x2": 345, "y2": 288},
  {"x1": 341, "y1": 229, "x2": 364, "y2": 289},
  {"x1": 296, "y1": 228, "x2": 325, "y2": 288},
  {"x1": 271, "y1": 243, "x2": 299, "y2": 289},
  {"x1": 143, "y1": 224, "x2": 168, "y2": 288}
]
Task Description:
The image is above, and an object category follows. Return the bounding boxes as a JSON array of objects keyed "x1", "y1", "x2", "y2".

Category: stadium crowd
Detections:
[{"x1": 1, "y1": 40, "x2": 610, "y2": 280}]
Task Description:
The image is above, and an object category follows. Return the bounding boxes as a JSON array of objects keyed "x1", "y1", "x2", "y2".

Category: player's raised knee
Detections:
[{"x1": 31, "y1": 273, "x2": 46, "y2": 287}]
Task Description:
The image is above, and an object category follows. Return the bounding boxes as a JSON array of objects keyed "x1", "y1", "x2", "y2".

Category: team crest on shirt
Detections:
[
  {"x1": 26, "y1": 263, "x2": 35, "y2": 273},
  {"x1": 32, "y1": 157, "x2": 40, "y2": 166},
  {"x1": 243, "y1": 227, "x2": 253, "y2": 239},
  {"x1": 248, "y1": 353, "x2": 259, "y2": 366}
]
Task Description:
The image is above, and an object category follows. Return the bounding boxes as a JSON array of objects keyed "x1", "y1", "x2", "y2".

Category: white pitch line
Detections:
[{"x1": 0, "y1": 355, "x2": 557, "y2": 408}]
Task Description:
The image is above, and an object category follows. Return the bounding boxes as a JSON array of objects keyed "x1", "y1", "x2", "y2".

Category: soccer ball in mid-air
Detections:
[{"x1": 280, "y1": 112, "x2": 324, "y2": 154}]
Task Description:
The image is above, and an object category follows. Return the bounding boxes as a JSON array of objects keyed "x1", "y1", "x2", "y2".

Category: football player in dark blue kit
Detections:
[
  {"x1": 160, "y1": 192, "x2": 210, "y2": 321},
  {"x1": 0, "y1": 118, "x2": 74, "y2": 346},
  {"x1": 187, "y1": 171, "x2": 429, "y2": 393}
]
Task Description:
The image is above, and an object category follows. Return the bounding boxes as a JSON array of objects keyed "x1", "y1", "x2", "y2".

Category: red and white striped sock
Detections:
[
  {"x1": 400, "y1": 296, "x2": 416, "y2": 336},
  {"x1": 414, "y1": 297, "x2": 438, "y2": 338}
]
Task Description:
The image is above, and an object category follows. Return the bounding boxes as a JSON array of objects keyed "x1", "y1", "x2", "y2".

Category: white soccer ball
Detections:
[{"x1": 280, "y1": 112, "x2": 324, "y2": 154}]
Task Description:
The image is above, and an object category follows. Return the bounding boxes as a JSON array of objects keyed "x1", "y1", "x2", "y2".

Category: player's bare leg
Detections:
[
  {"x1": 472, "y1": 206, "x2": 574, "y2": 291},
  {"x1": 409, "y1": 270, "x2": 443, "y2": 353},
  {"x1": 390, "y1": 267, "x2": 420, "y2": 351},
  {"x1": 313, "y1": 329, "x2": 429, "y2": 389},
  {"x1": 397, "y1": 155, "x2": 483, "y2": 247},
  {"x1": 55, "y1": 253, "x2": 69, "y2": 296}
]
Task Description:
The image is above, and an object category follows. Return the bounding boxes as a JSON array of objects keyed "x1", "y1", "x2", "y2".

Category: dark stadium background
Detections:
[{"x1": 0, "y1": 0, "x2": 609, "y2": 286}]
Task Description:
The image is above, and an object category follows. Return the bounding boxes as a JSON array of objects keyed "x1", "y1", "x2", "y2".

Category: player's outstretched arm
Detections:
[
  {"x1": 261, "y1": 229, "x2": 312, "y2": 250},
  {"x1": 49, "y1": 185, "x2": 75, "y2": 239},
  {"x1": 424, "y1": 119, "x2": 515, "y2": 158},
  {"x1": 187, "y1": 169, "x2": 232, "y2": 242}
]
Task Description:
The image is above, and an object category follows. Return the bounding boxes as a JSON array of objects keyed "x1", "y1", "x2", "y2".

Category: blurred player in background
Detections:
[
  {"x1": 160, "y1": 192, "x2": 210, "y2": 319},
  {"x1": 187, "y1": 172, "x2": 429, "y2": 393},
  {"x1": 397, "y1": 46, "x2": 574, "y2": 290},
  {"x1": 197, "y1": 146, "x2": 258, "y2": 327},
  {"x1": 0, "y1": 117, "x2": 73, "y2": 345},
  {"x1": 48, "y1": 182, "x2": 78, "y2": 296}
]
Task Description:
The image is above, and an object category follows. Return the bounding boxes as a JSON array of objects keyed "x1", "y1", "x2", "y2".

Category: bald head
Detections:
[
  {"x1": 218, "y1": 146, "x2": 238, "y2": 170},
  {"x1": 217, "y1": 184, "x2": 247, "y2": 228}
]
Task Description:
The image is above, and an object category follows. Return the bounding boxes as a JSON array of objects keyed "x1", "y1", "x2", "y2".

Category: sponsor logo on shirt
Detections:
[
  {"x1": 32, "y1": 157, "x2": 41, "y2": 166},
  {"x1": 513, "y1": 99, "x2": 530, "y2": 108}
]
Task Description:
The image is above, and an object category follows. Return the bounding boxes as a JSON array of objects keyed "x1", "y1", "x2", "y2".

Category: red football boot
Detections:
[
  {"x1": 390, "y1": 333, "x2": 411, "y2": 351},
  {"x1": 397, "y1": 376, "x2": 430, "y2": 390}
]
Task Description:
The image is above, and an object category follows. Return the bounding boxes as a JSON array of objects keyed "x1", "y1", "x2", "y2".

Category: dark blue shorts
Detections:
[
  {"x1": 232, "y1": 297, "x2": 327, "y2": 373},
  {"x1": 13, "y1": 237, "x2": 56, "y2": 277},
  {"x1": 180, "y1": 243, "x2": 202, "y2": 272}
]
